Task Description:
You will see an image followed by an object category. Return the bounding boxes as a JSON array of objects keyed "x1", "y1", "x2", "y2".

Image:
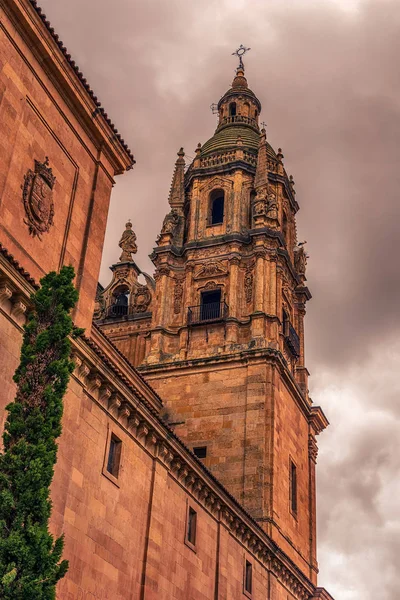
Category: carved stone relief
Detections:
[
  {"x1": 194, "y1": 261, "x2": 228, "y2": 280},
  {"x1": 133, "y1": 285, "x2": 151, "y2": 313},
  {"x1": 244, "y1": 263, "x2": 254, "y2": 304},
  {"x1": 173, "y1": 278, "x2": 184, "y2": 314},
  {"x1": 161, "y1": 209, "x2": 180, "y2": 236},
  {"x1": 22, "y1": 157, "x2": 56, "y2": 239}
]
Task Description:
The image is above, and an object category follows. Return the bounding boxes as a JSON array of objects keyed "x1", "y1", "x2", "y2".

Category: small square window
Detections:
[
  {"x1": 185, "y1": 505, "x2": 197, "y2": 550},
  {"x1": 244, "y1": 559, "x2": 253, "y2": 597},
  {"x1": 193, "y1": 446, "x2": 207, "y2": 459},
  {"x1": 107, "y1": 434, "x2": 122, "y2": 478}
]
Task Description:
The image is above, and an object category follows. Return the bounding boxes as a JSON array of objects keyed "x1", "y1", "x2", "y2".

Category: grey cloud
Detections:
[{"x1": 38, "y1": 0, "x2": 400, "y2": 597}]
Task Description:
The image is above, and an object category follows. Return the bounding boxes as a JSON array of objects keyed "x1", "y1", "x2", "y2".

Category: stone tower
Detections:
[{"x1": 98, "y1": 61, "x2": 328, "y2": 583}]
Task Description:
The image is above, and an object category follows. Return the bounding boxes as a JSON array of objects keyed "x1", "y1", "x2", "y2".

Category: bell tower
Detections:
[{"x1": 99, "y1": 52, "x2": 328, "y2": 583}]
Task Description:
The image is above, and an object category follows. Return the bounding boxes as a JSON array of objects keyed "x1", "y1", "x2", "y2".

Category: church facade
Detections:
[{"x1": 0, "y1": 1, "x2": 334, "y2": 599}]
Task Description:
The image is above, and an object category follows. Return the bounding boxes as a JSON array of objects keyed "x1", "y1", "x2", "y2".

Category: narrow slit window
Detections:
[
  {"x1": 290, "y1": 460, "x2": 297, "y2": 514},
  {"x1": 186, "y1": 506, "x2": 197, "y2": 547},
  {"x1": 244, "y1": 560, "x2": 253, "y2": 595},
  {"x1": 107, "y1": 434, "x2": 122, "y2": 478},
  {"x1": 193, "y1": 446, "x2": 207, "y2": 459}
]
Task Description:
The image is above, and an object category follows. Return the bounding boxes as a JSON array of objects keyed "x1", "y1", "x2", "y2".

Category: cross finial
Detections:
[
  {"x1": 232, "y1": 44, "x2": 251, "y2": 71},
  {"x1": 261, "y1": 121, "x2": 267, "y2": 130}
]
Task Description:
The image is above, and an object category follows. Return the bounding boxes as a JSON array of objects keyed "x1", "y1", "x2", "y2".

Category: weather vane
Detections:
[{"x1": 232, "y1": 44, "x2": 251, "y2": 71}]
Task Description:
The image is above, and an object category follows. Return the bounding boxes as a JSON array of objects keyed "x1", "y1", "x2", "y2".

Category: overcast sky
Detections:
[{"x1": 39, "y1": 0, "x2": 400, "y2": 597}]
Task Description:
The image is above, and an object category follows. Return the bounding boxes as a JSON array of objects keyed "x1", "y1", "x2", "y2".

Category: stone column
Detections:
[
  {"x1": 226, "y1": 257, "x2": 240, "y2": 345},
  {"x1": 232, "y1": 171, "x2": 243, "y2": 233},
  {"x1": 155, "y1": 265, "x2": 170, "y2": 327},
  {"x1": 267, "y1": 256, "x2": 277, "y2": 316},
  {"x1": 228, "y1": 257, "x2": 240, "y2": 317},
  {"x1": 254, "y1": 249, "x2": 265, "y2": 313}
]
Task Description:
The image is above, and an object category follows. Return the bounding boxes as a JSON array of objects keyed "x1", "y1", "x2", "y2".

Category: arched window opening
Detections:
[
  {"x1": 210, "y1": 189, "x2": 224, "y2": 225},
  {"x1": 254, "y1": 109, "x2": 258, "y2": 119},
  {"x1": 229, "y1": 102, "x2": 237, "y2": 117},
  {"x1": 243, "y1": 102, "x2": 250, "y2": 117},
  {"x1": 110, "y1": 286, "x2": 129, "y2": 317}
]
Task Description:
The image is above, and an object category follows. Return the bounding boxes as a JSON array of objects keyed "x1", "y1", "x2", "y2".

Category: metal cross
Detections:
[
  {"x1": 232, "y1": 44, "x2": 251, "y2": 71},
  {"x1": 261, "y1": 121, "x2": 267, "y2": 130}
]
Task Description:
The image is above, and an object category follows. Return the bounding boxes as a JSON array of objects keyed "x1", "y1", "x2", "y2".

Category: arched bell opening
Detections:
[{"x1": 109, "y1": 285, "x2": 130, "y2": 317}]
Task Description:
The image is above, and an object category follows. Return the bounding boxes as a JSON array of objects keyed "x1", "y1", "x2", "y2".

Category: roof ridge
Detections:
[{"x1": 29, "y1": 0, "x2": 135, "y2": 165}]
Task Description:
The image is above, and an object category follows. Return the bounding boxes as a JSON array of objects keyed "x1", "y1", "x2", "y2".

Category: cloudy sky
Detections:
[{"x1": 39, "y1": 0, "x2": 400, "y2": 597}]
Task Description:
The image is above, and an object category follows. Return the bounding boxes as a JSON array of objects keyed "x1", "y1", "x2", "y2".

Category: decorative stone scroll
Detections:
[
  {"x1": 22, "y1": 157, "x2": 56, "y2": 239},
  {"x1": 133, "y1": 285, "x2": 151, "y2": 313}
]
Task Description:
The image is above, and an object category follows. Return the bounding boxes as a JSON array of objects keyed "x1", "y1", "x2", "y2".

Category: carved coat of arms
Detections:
[{"x1": 22, "y1": 157, "x2": 56, "y2": 239}]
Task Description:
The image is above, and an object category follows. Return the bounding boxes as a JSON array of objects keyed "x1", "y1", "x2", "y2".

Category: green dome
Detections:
[{"x1": 200, "y1": 125, "x2": 277, "y2": 160}]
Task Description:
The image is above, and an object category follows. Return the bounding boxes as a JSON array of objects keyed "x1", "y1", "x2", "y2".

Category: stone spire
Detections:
[
  {"x1": 254, "y1": 128, "x2": 268, "y2": 192},
  {"x1": 168, "y1": 148, "x2": 185, "y2": 209}
]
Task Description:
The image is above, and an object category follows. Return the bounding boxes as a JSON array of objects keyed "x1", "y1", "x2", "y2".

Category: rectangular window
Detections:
[
  {"x1": 186, "y1": 506, "x2": 197, "y2": 549},
  {"x1": 200, "y1": 289, "x2": 221, "y2": 321},
  {"x1": 107, "y1": 434, "x2": 122, "y2": 478},
  {"x1": 244, "y1": 559, "x2": 253, "y2": 596},
  {"x1": 290, "y1": 459, "x2": 297, "y2": 515},
  {"x1": 193, "y1": 446, "x2": 207, "y2": 459}
]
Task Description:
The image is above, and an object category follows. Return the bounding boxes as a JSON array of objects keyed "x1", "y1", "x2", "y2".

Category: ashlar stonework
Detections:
[{"x1": 0, "y1": 3, "x2": 334, "y2": 598}]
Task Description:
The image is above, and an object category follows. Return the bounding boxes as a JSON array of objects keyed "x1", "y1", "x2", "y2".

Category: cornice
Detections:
[
  {"x1": 2, "y1": 0, "x2": 134, "y2": 173},
  {"x1": 310, "y1": 405, "x2": 329, "y2": 435},
  {"x1": 139, "y1": 344, "x2": 312, "y2": 419}
]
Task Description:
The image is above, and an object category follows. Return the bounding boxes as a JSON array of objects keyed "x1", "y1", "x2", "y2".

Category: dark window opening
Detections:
[
  {"x1": 110, "y1": 290, "x2": 129, "y2": 317},
  {"x1": 244, "y1": 560, "x2": 253, "y2": 595},
  {"x1": 200, "y1": 288, "x2": 221, "y2": 321},
  {"x1": 107, "y1": 434, "x2": 122, "y2": 478},
  {"x1": 229, "y1": 102, "x2": 237, "y2": 116},
  {"x1": 210, "y1": 189, "x2": 224, "y2": 225},
  {"x1": 282, "y1": 308, "x2": 289, "y2": 335},
  {"x1": 193, "y1": 446, "x2": 207, "y2": 459},
  {"x1": 290, "y1": 460, "x2": 297, "y2": 514},
  {"x1": 187, "y1": 506, "x2": 197, "y2": 547},
  {"x1": 254, "y1": 109, "x2": 258, "y2": 118}
]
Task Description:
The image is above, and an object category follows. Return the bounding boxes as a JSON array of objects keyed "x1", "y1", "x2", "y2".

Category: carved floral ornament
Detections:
[{"x1": 22, "y1": 157, "x2": 56, "y2": 239}]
